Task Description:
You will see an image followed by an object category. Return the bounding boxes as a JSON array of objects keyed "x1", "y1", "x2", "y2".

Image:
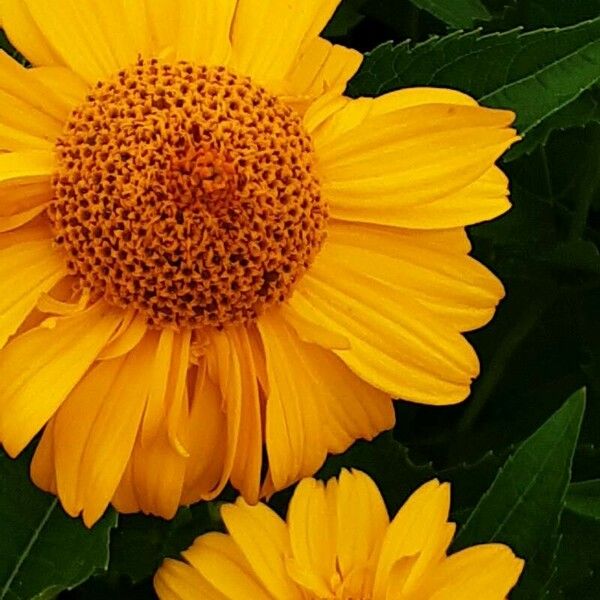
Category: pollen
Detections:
[{"x1": 49, "y1": 59, "x2": 327, "y2": 329}]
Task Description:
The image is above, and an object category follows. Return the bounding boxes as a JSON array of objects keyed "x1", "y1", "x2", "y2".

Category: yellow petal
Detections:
[
  {"x1": 97, "y1": 311, "x2": 147, "y2": 360},
  {"x1": 154, "y1": 558, "x2": 227, "y2": 600},
  {"x1": 0, "y1": 239, "x2": 66, "y2": 348},
  {"x1": 21, "y1": 1, "x2": 124, "y2": 85},
  {"x1": 286, "y1": 477, "x2": 337, "y2": 597},
  {"x1": 283, "y1": 37, "x2": 362, "y2": 107},
  {"x1": 181, "y1": 363, "x2": 230, "y2": 504},
  {"x1": 1, "y1": 0, "x2": 63, "y2": 66},
  {"x1": 0, "y1": 180, "x2": 51, "y2": 219},
  {"x1": 221, "y1": 499, "x2": 301, "y2": 599},
  {"x1": 131, "y1": 422, "x2": 187, "y2": 520},
  {"x1": 203, "y1": 330, "x2": 244, "y2": 495},
  {"x1": 314, "y1": 96, "x2": 516, "y2": 226},
  {"x1": 77, "y1": 333, "x2": 156, "y2": 526},
  {"x1": 335, "y1": 470, "x2": 390, "y2": 582},
  {"x1": 0, "y1": 53, "x2": 68, "y2": 145},
  {"x1": 140, "y1": 329, "x2": 173, "y2": 445},
  {"x1": 52, "y1": 357, "x2": 124, "y2": 517},
  {"x1": 146, "y1": 0, "x2": 180, "y2": 55},
  {"x1": 0, "y1": 301, "x2": 122, "y2": 457},
  {"x1": 373, "y1": 480, "x2": 450, "y2": 598},
  {"x1": 374, "y1": 166, "x2": 512, "y2": 229},
  {"x1": 165, "y1": 330, "x2": 192, "y2": 457},
  {"x1": 289, "y1": 263, "x2": 478, "y2": 404},
  {"x1": 257, "y1": 311, "x2": 327, "y2": 490},
  {"x1": 0, "y1": 150, "x2": 54, "y2": 187},
  {"x1": 325, "y1": 220, "x2": 505, "y2": 332},
  {"x1": 308, "y1": 87, "x2": 476, "y2": 145},
  {"x1": 230, "y1": 0, "x2": 340, "y2": 87},
  {"x1": 30, "y1": 417, "x2": 57, "y2": 494},
  {"x1": 278, "y1": 309, "x2": 394, "y2": 454},
  {"x1": 183, "y1": 532, "x2": 273, "y2": 600},
  {"x1": 30, "y1": 66, "x2": 90, "y2": 115},
  {"x1": 226, "y1": 327, "x2": 264, "y2": 504},
  {"x1": 111, "y1": 457, "x2": 139, "y2": 515},
  {"x1": 428, "y1": 544, "x2": 524, "y2": 600},
  {"x1": 176, "y1": 0, "x2": 236, "y2": 66}
]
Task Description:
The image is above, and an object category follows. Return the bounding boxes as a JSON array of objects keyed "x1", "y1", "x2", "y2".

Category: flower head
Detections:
[
  {"x1": 0, "y1": 0, "x2": 517, "y2": 525},
  {"x1": 154, "y1": 469, "x2": 524, "y2": 599}
]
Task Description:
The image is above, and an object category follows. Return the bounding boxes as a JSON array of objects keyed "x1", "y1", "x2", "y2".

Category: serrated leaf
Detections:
[
  {"x1": 349, "y1": 19, "x2": 600, "y2": 154},
  {"x1": 0, "y1": 449, "x2": 116, "y2": 600},
  {"x1": 565, "y1": 480, "x2": 600, "y2": 520},
  {"x1": 408, "y1": 0, "x2": 491, "y2": 28},
  {"x1": 507, "y1": 89, "x2": 600, "y2": 160},
  {"x1": 453, "y1": 390, "x2": 586, "y2": 592}
]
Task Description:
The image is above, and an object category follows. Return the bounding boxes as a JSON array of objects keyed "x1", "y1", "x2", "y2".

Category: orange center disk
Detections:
[{"x1": 50, "y1": 59, "x2": 327, "y2": 329}]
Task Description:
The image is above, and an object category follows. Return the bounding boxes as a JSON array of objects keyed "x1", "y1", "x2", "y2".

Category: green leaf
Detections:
[
  {"x1": 349, "y1": 18, "x2": 600, "y2": 153},
  {"x1": 453, "y1": 390, "x2": 586, "y2": 591},
  {"x1": 407, "y1": 0, "x2": 491, "y2": 28},
  {"x1": 492, "y1": 0, "x2": 600, "y2": 29},
  {"x1": 507, "y1": 89, "x2": 600, "y2": 160},
  {"x1": 550, "y1": 511, "x2": 600, "y2": 599},
  {"x1": 0, "y1": 449, "x2": 116, "y2": 600},
  {"x1": 565, "y1": 480, "x2": 600, "y2": 520}
]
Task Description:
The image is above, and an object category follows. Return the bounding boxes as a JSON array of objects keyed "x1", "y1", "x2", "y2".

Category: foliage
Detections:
[{"x1": 0, "y1": 1, "x2": 598, "y2": 598}]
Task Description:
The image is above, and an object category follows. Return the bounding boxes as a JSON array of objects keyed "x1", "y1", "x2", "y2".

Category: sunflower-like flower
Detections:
[
  {"x1": 0, "y1": 0, "x2": 517, "y2": 525},
  {"x1": 155, "y1": 469, "x2": 524, "y2": 599}
]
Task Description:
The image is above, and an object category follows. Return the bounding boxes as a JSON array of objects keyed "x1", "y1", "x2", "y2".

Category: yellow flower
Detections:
[
  {"x1": 0, "y1": 1, "x2": 517, "y2": 525},
  {"x1": 154, "y1": 469, "x2": 524, "y2": 599}
]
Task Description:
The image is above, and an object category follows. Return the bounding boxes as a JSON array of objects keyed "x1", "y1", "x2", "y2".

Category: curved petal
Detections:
[
  {"x1": 8, "y1": 1, "x2": 155, "y2": 85},
  {"x1": 0, "y1": 150, "x2": 54, "y2": 188},
  {"x1": 30, "y1": 417, "x2": 57, "y2": 494},
  {"x1": 176, "y1": 0, "x2": 236, "y2": 66},
  {"x1": 288, "y1": 259, "x2": 480, "y2": 404},
  {"x1": 230, "y1": 0, "x2": 340, "y2": 87},
  {"x1": 379, "y1": 166, "x2": 512, "y2": 229},
  {"x1": 324, "y1": 221, "x2": 504, "y2": 332},
  {"x1": 30, "y1": 66, "x2": 91, "y2": 114},
  {"x1": 183, "y1": 532, "x2": 273, "y2": 600},
  {"x1": 0, "y1": 239, "x2": 67, "y2": 348},
  {"x1": 154, "y1": 558, "x2": 228, "y2": 600},
  {"x1": 286, "y1": 477, "x2": 337, "y2": 597},
  {"x1": 221, "y1": 499, "x2": 301, "y2": 599},
  {"x1": 373, "y1": 480, "x2": 450, "y2": 599},
  {"x1": 146, "y1": 0, "x2": 181, "y2": 55},
  {"x1": 335, "y1": 470, "x2": 390, "y2": 585},
  {"x1": 1, "y1": 0, "x2": 64, "y2": 66},
  {"x1": 76, "y1": 334, "x2": 156, "y2": 526},
  {"x1": 130, "y1": 331, "x2": 191, "y2": 520},
  {"x1": 279, "y1": 307, "x2": 394, "y2": 453},
  {"x1": 181, "y1": 362, "x2": 229, "y2": 504},
  {"x1": 226, "y1": 327, "x2": 264, "y2": 504},
  {"x1": 0, "y1": 301, "x2": 122, "y2": 457},
  {"x1": 427, "y1": 545, "x2": 524, "y2": 600},
  {"x1": 257, "y1": 311, "x2": 327, "y2": 490},
  {"x1": 283, "y1": 37, "x2": 362, "y2": 110},
  {"x1": 313, "y1": 90, "x2": 517, "y2": 227}
]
